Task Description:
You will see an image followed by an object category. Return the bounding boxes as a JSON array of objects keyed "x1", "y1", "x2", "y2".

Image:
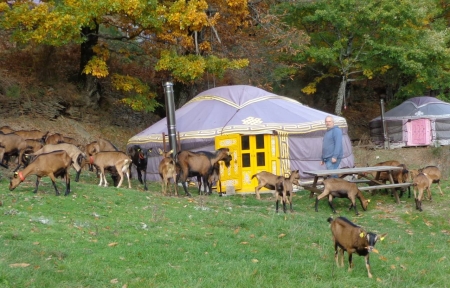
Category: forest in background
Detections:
[{"x1": 1, "y1": 1, "x2": 450, "y2": 140}]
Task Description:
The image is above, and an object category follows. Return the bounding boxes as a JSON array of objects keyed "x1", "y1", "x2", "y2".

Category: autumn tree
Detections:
[
  {"x1": 274, "y1": 0, "x2": 450, "y2": 115},
  {"x1": 0, "y1": 0, "x2": 249, "y2": 110}
]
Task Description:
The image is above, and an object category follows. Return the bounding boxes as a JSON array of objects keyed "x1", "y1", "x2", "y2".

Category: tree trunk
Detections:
[
  {"x1": 79, "y1": 24, "x2": 100, "y2": 108},
  {"x1": 335, "y1": 77, "x2": 347, "y2": 116}
]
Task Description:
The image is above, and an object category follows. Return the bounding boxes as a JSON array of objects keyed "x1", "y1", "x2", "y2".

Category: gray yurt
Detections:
[
  {"x1": 128, "y1": 85, "x2": 355, "y2": 192},
  {"x1": 369, "y1": 96, "x2": 450, "y2": 148}
]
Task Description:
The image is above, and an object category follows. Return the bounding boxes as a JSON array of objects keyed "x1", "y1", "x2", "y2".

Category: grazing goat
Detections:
[
  {"x1": 176, "y1": 148, "x2": 231, "y2": 197},
  {"x1": 44, "y1": 132, "x2": 65, "y2": 145},
  {"x1": 0, "y1": 132, "x2": 28, "y2": 170},
  {"x1": 412, "y1": 172, "x2": 432, "y2": 212},
  {"x1": 158, "y1": 149, "x2": 178, "y2": 196},
  {"x1": 252, "y1": 170, "x2": 300, "y2": 200},
  {"x1": 29, "y1": 143, "x2": 87, "y2": 182},
  {"x1": 274, "y1": 174, "x2": 296, "y2": 213},
  {"x1": 328, "y1": 216, "x2": 387, "y2": 278},
  {"x1": 0, "y1": 126, "x2": 14, "y2": 134},
  {"x1": 315, "y1": 178, "x2": 370, "y2": 215},
  {"x1": 127, "y1": 145, "x2": 152, "y2": 190},
  {"x1": 14, "y1": 129, "x2": 48, "y2": 142},
  {"x1": 9, "y1": 150, "x2": 72, "y2": 196},
  {"x1": 410, "y1": 166, "x2": 443, "y2": 196},
  {"x1": 24, "y1": 139, "x2": 44, "y2": 153},
  {"x1": 89, "y1": 151, "x2": 132, "y2": 188}
]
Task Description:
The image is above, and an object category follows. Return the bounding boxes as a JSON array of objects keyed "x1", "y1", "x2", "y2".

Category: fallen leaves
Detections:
[{"x1": 108, "y1": 242, "x2": 119, "y2": 247}]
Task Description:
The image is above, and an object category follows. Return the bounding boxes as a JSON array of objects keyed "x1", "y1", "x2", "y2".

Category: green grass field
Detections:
[{"x1": 0, "y1": 168, "x2": 449, "y2": 288}]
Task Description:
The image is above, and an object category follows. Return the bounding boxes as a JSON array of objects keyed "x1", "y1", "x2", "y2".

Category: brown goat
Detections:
[
  {"x1": 29, "y1": 143, "x2": 87, "y2": 182},
  {"x1": 316, "y1": 178, "x2": 370, "y2": 215},
  {"x1": 176, "y1": 148, "x2": 231, "y2": 197},
  {"x1": 9, "y1": 150, "x2": 72, "y2": 196},
  {"x1": 411, "y1": 166, "x2": 443, "y2": 196},
  {"x1": 412, "y1": 172, "x2": 432, "y2": 212},
  {"x1": 89, "y1": 151, "x2": 132, "y2": 188},
  {"x1": 158, "y1": 149, "x2": 178, "y2": 196},
  {"x1": 328, "y1": 216, "x2": 387, "y2": 278},
  {"x1": 24, "y1": 139, "x2": 44, "y2": 153},
  {"x1": 44, "y1": 132, "x2": 65, "y2": 145},
  {"x1": 14, "y1": 129, "x2": 48, "y2": 142},
  {"x1": 0, "y1": 126, "x2": 14, "y2": 134},
  {"x1": 274, "y1": 173, "x2": 298, "y2": 213},
  {"x1": 252, "y1": 170, "x2": 300, "y2": 200},
  {"x1": 0, "y1": 132, "x2": 28, "y2": 169}
]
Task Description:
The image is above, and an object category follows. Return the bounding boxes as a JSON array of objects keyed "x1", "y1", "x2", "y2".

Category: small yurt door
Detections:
[{"x1": 406, "y1": 119, "x2": 431, "y2": 146}]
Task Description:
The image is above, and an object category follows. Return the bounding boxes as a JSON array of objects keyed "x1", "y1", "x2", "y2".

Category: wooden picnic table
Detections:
[{"x1": 302, "y1": 166, "x2": 412, "y2": 204}]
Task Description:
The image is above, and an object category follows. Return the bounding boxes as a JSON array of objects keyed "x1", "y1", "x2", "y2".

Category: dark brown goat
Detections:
[
  {"x1": 9, "y1": 150, "x2": 72, "y2": 196},
  {"x1": 128, "y1": 145, "x2": 152, "y2": 190},
  {"x1": 158, "y1": 149, "x2": 178, "y2": 196},
  {"x1": 176, "y1": 148, "x2": 231, "y2": 197},
  {"x1": 316, "y1": 178, "x2": 370, "y2": 215},
  {"x1": 328, "y1": 216, "x2": 387, "y2": 278}
]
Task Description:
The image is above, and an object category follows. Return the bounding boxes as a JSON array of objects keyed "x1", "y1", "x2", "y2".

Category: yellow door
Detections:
[
  {"x1": 215, "y1": 134, "x2": 242, "y2": 191},
  {"x1": 215, "y1": 134, "x2": 280, "y2": 193}
]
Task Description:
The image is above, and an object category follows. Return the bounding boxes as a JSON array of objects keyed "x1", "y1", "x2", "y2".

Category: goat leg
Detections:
[
  {"x1": 64, "y1": 173, "x2": 71, "y2": 196},
  {"x1": 75, "y1": 169, "x2": 81, "y2": 182},
  {"x1": 137, "y1": 169, "x2": 143, "y2": 184},
  {"x1": 181, "y1": 182, "x2": 192, "y2": 197},
  {"x1": 143, "y1": 169, "x2": 148, "y2": 191},
  {"x1": 33, "y1": 176, "x2": 41, "y2": 194},
  {"x1": 328, "y1": 195, "x2": 337, "y2": 213},
  {"x1": 51, "y1": 180, "x2": 60, "y2": 196},
  {"x1": 275, "y1": 199, "x2": 279, "y2": 213},
  {"x1": 365, "y1": 255, "x2": 373, "y2": 278}
]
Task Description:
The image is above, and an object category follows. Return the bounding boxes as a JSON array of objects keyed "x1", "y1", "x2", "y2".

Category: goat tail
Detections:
[
  {"x1": 327, "y1": 217, "x2": 334, "y2": 223},
  {"x1": 251, "y1": 174, "x2": 257, "y2": 179}
]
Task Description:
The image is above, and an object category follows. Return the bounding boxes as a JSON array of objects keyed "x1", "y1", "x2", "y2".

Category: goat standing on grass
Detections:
[
  {"x1": 275, "y1": 176, "x2": 295, "y2": 213},
  {"x1": 127, "y1": 145, "x2": 152, "y2": 190},
  {"x1": 27, "y1": 143, "x2": 87, "y2": 182},
  {"x1": 410, "y1": 166, "x2": 443, "y2": 197},
  {"x1": 89, "y1": 151, "x2": 132, "y2": 188},
  {"x1": 315, "y1": 178, "x2": 370, "y2": 215},
  {"x1": 412, "y1": 172, "x2": 432, "y2": 212},
  {"x1": 158, "y1": 149, "x2": 178, "y2": 196},
  {"x1": 252, "y1": 170, "x2": 300, "y2": 200},
  {"x1": 176, "y1": 148, "x2": 231, "y2": 197},
  {"x1": 328, "y1": 216, "x2": 387, "y2": 278},
  {"x1": 9, "y1": 150, "x2": 73, "y2": 196}
]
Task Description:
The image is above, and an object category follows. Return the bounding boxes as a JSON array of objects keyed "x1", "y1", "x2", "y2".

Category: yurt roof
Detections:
[
  {"x1": 128, "y1": 85, "x2": 348, "y2": 145},
  {"x1": 370, "y1": 96, "x2": 450, "y2": 122}
]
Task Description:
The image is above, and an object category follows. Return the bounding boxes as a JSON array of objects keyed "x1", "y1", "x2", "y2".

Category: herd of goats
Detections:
[
  {"x1": 0, "y1": 125, "x2": 445, "y2": 278},
  {"x1": 0, "y1": 125, "x2": 235, "y2": 199}
]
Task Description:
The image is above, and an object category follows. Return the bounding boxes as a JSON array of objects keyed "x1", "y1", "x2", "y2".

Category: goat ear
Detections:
[
  {"x1": 13, "y1": 172, "x2": 18, "y2": 178},
  {"x1": 378, "y1": 233, "x2": 388, "y2": 241}
]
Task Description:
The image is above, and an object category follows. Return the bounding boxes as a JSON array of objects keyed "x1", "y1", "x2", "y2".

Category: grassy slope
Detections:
[{"x1": 0, "y1": 168, "x2": 449, "y2": 288}]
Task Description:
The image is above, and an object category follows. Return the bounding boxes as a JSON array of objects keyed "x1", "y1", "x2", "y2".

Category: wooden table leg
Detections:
[
  {"x1": 388, "y1": 170, "x2": 400, "y2": 204},
  {"x1": 309, "y1": 177, "x2": 319, "y2": 198}
]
